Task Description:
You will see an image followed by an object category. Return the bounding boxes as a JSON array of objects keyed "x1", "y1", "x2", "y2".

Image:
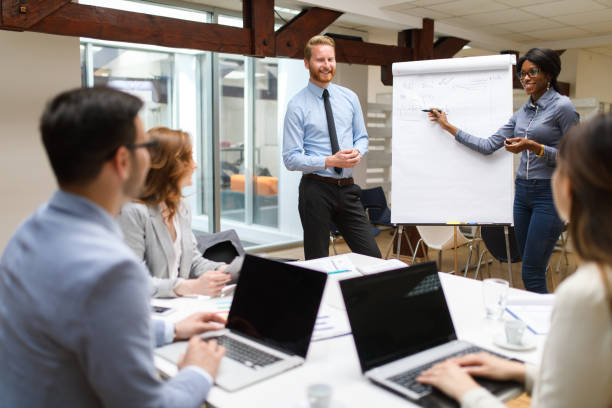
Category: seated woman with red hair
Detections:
[{"x1": 119, "y1": 127, "x2": 241, "y2": 298}]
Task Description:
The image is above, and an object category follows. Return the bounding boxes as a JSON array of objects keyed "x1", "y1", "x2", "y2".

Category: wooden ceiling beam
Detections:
[
  {"x1": 2, "y1": 4, "x2": 476, "y2": 87},
  {"x1": 434, "y1": 36, "x2": 470, "y2": 59},
  {"x1": 399, "y1": 18, "x2": 434, "y2": 61},
  {"x1": 21, "y1": 2, "x2": 251, "y2": 54},
  {"x1": 334, "y1": 38, "x2": 412, "y2": 66},
  {"x1": 243, "y1": 0, "x2": 275, "y2": 57},
  {"x1": 275, "y1": 7, "x2": 342, "y2": 59},
  {"x1": 1, "y1": 0, "x2": 70, "y2": 29},
  {"x1": 382, "y1": 18, "x2": 466, "y2": 86}
]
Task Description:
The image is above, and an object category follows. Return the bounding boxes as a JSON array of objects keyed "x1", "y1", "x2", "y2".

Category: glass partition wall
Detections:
[{"x1": 80, "y1": 21, "x2": 293, "y2": 247}]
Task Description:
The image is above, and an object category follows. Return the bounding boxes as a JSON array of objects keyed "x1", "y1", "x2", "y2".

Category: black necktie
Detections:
[{"x1": 322, "y1": 89, "x2": 342, "y2": 175}]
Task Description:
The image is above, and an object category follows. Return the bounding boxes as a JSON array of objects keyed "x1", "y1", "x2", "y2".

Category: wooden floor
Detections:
[
  {"x1": 254, "y1": 227, "x2": 577, "y2": 292},
  {"x1": 252, "y1": 228, "x2": 577, "y2": 408}
]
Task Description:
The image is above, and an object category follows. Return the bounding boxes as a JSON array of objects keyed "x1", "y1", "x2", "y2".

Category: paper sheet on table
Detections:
[
  {"x1": 291, "y1": 254, "x2": 358, "y2": 274},
  {"x1": 506, "y1": 293, "x2": 554, "y2": 335},
  {"x1": 311, "y1": 304, "x2": 352, "y2": 341},
  {"x1": 507, "y1": 293, "x2": 555, "y2": 306},
  {"x1": 290, "y1": 258, "x2": 336, "y2": 272},
  {"x1": 322, "y1": 270, "x2": 362, "y2": 310},
  {"x1": 357, "y1": 258, "x2": 408, "y2": 275}
]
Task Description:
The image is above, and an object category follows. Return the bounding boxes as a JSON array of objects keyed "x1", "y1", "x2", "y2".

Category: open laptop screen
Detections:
[
  {"x1": 227, "y1": 254, "x2": 327, "y2": 358},
  {"x1": 340, "y1": 261, "x2": 457, "y2": 372}
]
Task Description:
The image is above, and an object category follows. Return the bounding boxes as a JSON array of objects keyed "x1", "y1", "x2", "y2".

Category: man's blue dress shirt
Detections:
[{"x1": 283, "y1": 81, "x2": 369, "y2": 178}]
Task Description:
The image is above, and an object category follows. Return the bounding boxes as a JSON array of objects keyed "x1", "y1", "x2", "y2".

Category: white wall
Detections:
[
  {"x1": 334, "y1": 62, "x2": 370, "y2": 187},
  {"x1": 575, "y1": 49, "x2": 612, "y2": 105},
  {"x1": 0, "y1": 31, "x2": 81, "y2": 251},
  {"x1": 367, "y1": 28, "x2": 396, "y2": 104}
]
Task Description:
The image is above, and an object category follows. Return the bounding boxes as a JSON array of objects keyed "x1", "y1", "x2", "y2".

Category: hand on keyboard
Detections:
[
  {"x1": 179, "y1": 337, "x2": 226, "y2": 378},
  {"x1": 174, "y1": 312, "x2": 226, "y2": 340},
  {"x1": 448, "y1": 352, "x2": 526, "y2": 382},
  {"x1": 416, "y1": 351, "x2": 525, "y2": 402},
  {"x1": 416, "y1": 358, "x2": 480, "y2": 401},
  {"x1": 213, "y1": 336, "x2": 281, "y2": 368}
]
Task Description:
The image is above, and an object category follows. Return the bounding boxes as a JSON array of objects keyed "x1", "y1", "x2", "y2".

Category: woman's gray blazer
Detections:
[{"x1": 118, "y1": 201, "x2": 240, "y2": 297}]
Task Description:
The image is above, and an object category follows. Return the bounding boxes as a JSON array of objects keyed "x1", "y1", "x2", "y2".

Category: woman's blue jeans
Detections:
[{"x1": 513, "y1": 178, "x2": 565, "y2": 293}]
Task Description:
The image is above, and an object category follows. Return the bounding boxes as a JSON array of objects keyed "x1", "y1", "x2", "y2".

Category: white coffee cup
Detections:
[
  {"x1": 482, "y1": 278, "x2": 509, "y2": 320},
  {"x1": 307, "y1": 383, "x2": 333, "y2": 408},
  {"x1": 504, "y1": 319, "x2": 526, "y2": 345}
]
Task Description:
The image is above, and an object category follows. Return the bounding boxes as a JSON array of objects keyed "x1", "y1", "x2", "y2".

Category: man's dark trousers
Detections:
[{"x1": 299, "y1": 176, "x2": 382, "y2": 260}]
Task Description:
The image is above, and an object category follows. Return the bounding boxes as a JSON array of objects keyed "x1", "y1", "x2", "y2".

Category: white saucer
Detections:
[{"x1": 493, "y1": 332, "x2": 537, "y2": 351}]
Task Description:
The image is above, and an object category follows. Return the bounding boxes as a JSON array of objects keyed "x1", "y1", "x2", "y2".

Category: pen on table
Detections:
[
  {"x1": 505, "y1": 307, "x2": 537, "y2": 335},
  {"x1": 328, "y1": 269, "x2": 351, "y2": 275}
]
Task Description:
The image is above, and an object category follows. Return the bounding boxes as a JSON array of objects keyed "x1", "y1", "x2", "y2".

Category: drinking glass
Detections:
[{"x1": 482, "y1": 278, "x2": 509, "y2": 320}]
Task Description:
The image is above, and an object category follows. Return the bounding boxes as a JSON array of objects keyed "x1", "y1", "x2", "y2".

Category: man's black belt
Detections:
[{"x1": 303, "y1": 173, "x2": 354, "y2": 186}]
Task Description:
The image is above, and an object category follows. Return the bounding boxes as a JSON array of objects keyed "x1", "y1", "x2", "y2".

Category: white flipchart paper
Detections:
[{"x1": 391, "y1": 55, "x2": 515, "y2": 224}]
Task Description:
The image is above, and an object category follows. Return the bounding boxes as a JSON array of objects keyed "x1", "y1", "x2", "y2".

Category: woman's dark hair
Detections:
[
  {"x1": 517, "y1": 48, "x2": 561, "y2": 93},
  {"x1": 40, "y1": 87, "x2": 143, "y2": 186},
  {"x1": 557, "y1": 114, "x2": 612, "y2": 266},
  {"x1": 138, "y1": 127, "x2": 194, "y2": 221}
]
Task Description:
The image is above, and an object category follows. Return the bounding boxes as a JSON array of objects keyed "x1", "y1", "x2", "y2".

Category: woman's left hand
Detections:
[
  {"x1": 416, "y1": 359, "x2": 480, "y2": 401},
  {"x1": 504, "y1": 137, "x2": 535, "y2": 154}
]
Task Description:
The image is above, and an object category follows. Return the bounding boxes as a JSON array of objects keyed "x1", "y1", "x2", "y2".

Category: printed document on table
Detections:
[
  {"x1": 506, "y1": 294, "x2": 555, "y2": 335},
  {"x1": 312, "y1": 304, "x2": 352, "y2": 341}
]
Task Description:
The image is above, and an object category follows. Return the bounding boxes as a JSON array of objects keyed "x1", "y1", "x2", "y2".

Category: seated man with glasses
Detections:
[{"x1": 0, "y1": 87, "x2": 225, "y2": 407}]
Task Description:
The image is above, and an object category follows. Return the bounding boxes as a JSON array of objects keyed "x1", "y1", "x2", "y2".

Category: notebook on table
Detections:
[
  {"x1": 156, "y1": 254, "x2": 327, "y2": 391},
  {"x1": 340, "y1": 261, "x2": 522, "y2": 407}
]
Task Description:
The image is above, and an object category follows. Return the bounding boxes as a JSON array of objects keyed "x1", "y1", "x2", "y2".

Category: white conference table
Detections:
[{"x1": 153, "y1": 253, "x2": 548, "y2": 407}]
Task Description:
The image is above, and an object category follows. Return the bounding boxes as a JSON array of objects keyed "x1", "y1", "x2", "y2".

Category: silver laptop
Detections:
[
  {"x1": 340, "y1": 261, "x2": 521, "y2": 407},
  {"x1": 156, "y1": 254, "x2": 327, "y2": 391}
]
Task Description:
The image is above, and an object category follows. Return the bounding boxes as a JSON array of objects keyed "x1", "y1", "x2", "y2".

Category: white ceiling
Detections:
[
  {"x1": 168, "y1": 0, "x2": 612, "y2": 56},
  {"x1": 293, "y1": 0, "x2": 612, "y2": 55}
]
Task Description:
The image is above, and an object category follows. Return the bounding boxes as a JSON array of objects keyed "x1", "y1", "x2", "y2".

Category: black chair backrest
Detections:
[
  {"x1": 330, "y1": 223, "x2": 341, "y2": 236},
  {"x1": 203, "y1": 241, "x2": 240, "y2": 264},
  {"x1": 359, "y1": 186, "x2": 391, "y2": 225},
  {"x1": 481, "y1": 225, "x2": 522, "y2": 263},
  {"x1": 195, "y1": 229, "x2": 245, "y2": 264}
]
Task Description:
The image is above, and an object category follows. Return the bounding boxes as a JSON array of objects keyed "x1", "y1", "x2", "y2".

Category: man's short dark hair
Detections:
[{"x1": 40, "y1": 87, "x2": 143, "y2": 186}]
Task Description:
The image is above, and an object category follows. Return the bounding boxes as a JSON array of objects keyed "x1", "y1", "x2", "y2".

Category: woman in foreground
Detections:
[{"x1": 417, "y1": 115, "x2": 612, "y2": 407}]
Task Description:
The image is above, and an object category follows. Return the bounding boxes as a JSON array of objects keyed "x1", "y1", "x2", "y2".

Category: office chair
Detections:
[
  {"x1": 477, "y1": 225, "x2": 562, "y2": 290},
  {"x1": 412, "y1": 226, "x2": 474, "y2": 274},
  {"x1": 360, "y1": 186, "x2": 391, "y2": 227},
  {"x1": 475, "y1": 225, "x2": 521, "y2": 281},
  {"x1": 359, "y1": 186, "x2": 410, "y2": 258}
]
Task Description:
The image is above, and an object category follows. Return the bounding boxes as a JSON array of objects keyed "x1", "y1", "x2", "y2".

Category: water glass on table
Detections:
[{"x1": 482, "y1": 278, "x2": 509, "y2": 320}]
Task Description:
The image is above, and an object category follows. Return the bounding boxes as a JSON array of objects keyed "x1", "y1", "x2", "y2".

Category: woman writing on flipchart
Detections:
[
  {"x1": 417, "y1": 115, "x2": 612, "y2": 407},
  {"x1": 118, "y1": 127, "x2": 241, "y2": 298},
  {"x1": 428, "y1": 48, "x2": 579, "y2": 294}
]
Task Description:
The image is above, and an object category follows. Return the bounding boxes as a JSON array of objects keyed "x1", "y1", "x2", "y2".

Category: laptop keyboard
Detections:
[
  {"x1": 213, "y1": 336, "x2": 281, "y2": 369},
  {"x1": 387, "y1": 346, "x2": 484, "y2": 396}
]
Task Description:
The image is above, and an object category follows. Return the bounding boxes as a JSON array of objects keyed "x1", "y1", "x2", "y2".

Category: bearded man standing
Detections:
[{"x1": 283, "y1": 35, "x2": 381, "y2": 260}]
